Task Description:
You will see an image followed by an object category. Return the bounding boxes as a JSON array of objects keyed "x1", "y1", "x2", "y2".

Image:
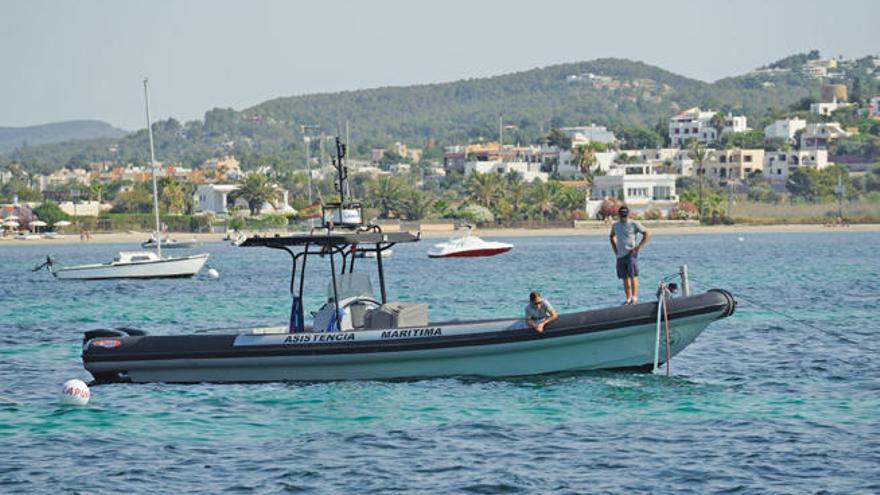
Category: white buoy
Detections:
[
  {"x1": 60, "y1": 379, "x2": 90, "y2": 406},
  {"x1": 207, "y1": 267, "x2": 220, "y2": 279},
  {"x1": 737, "y1": 237, "x2": 745, "y2": 242}
]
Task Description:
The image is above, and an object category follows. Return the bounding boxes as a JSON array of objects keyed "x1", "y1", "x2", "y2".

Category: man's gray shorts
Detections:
[{"x1": 616, "y1": 253, "x2": 639, "y2": 279}]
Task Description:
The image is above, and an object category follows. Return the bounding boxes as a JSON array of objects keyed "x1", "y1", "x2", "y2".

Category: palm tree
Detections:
[
  {"x1": 573, "y1": 143, "x2": 602, "y2": 182},
  {"x1": 466, "y1": 172, "x2": 502, "y2": 208},
  {"x1": 709, "y1": 112, "x2": 727, "y2": 145},
  {"x1": 400, "y1": 190, "x2": 434, "y2": 220},
  {"x1": 506, "y1": 181, "x2": 528, "y2": 218},
  {"x1": 367, "y1": 176, "x2": 403, "y2": 218},
  {"x1": 89, "y1": 183, "x2": 105, "y2": 203},
  {"x1": 687, "y1": 141, "x2": 709, "y2": 220},
  {"x1": 528, "y1": 181, "x2": 557, "y2": 222},
  {"x1": 231, "y1": 172, "x2": 282, "y2": 216},
  {"x1": 556, "y1": 185, "x2": 583, "y2": 213},
  {"x1": 160, "y1": 180, "x2": 187, "y2": 214}
]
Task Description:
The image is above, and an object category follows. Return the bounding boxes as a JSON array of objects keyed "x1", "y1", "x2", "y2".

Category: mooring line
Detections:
[{"x1": 688, "y1": 276, "x2": 858, "y2": 346}]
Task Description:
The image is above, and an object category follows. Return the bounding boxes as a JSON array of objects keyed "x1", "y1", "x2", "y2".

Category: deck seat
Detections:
[{"x1": 364, "y1": 302, "x2": 429, "y2": 329}]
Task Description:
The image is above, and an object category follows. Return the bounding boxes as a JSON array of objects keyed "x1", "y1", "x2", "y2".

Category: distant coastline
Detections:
[{"x1": 2, "y1": 223, "x2": 878, "y2": 246}]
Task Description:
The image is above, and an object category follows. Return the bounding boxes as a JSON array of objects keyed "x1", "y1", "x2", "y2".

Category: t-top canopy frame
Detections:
[
  {"x1": 237, "y1": 136, "x2": 421, "y2": 332},
  {"x1": 240, "y1": 229, "x2": 419, "y2": 332}
]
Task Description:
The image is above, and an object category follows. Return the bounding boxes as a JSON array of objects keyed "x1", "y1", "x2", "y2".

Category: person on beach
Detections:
[
  {"x1": 609, "y1": 206, "x2": 650, "y2": 305},
  {"x1": 525, "y1": 291, "x2": 557, "y2": 334}
]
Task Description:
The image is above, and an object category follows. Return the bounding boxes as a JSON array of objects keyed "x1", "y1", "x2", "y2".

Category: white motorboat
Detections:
[
  {"x1": 230, "y1": 232, "x2": 248, "y2": 246},
  {"x1": 428, "y1": 228, "x2": 512, "y2": 258},
  {"x1": 355, "y1": 247, "x2": 392, "y2": 259},
  {"x1": 141, "y1": 234, "x2": 202, "y2": 249},
  {"x1": 41, "y1": 251, "x2": 209, "y2": 280},
  {"x1": 80, "y1": 138, "x2": 736, "y2": 383},
  {"x1": 35, "y1": 79, "x2": 209, "y2": 280}
]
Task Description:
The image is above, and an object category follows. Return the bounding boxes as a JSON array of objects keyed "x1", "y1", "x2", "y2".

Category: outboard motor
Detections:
[{"x1": 32, "y1": 255, "x2": 54, "y2": 272}]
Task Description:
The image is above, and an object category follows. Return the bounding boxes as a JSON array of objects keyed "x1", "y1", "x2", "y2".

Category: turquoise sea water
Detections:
[{"x1": 1, "y1": 232, "x2": 878, "y2": 493}]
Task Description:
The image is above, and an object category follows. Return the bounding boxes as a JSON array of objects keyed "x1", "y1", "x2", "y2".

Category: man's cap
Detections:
[{"x1": 618, "y1": 206, "x2": 629, "y2": 217}]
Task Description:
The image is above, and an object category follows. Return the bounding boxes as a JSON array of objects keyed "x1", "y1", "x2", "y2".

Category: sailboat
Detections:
[{"x1": 36, "y1": 79, "x2": 208, "y2": 280}]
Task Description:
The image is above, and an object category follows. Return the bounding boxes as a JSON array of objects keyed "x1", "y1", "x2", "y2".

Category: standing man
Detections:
[{"x1": 609, "y1": 206, "x2": 650, "y2": 305}]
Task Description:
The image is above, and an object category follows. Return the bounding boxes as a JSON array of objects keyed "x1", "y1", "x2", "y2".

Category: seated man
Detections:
[{"x1": 525, "y1": 291, "x2": 557, "y2": 334}]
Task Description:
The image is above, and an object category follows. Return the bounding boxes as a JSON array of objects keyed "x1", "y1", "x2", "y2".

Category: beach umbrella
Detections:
[
  {"x1": 3, "y1": 220, "x2": 19, "y2": 227},
  {"x1": 54, "y1": 220, "x2": 72, "y2": 227},
  {"x1": 3, "y1": 215, "x2": 19, "y2": 221},
  {"x1": 31, "y1": 220, "x2": 48, "y2": 227}
]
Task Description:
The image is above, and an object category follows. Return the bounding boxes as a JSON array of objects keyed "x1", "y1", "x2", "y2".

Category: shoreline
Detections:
[{"x1": 1, "y1": 223, "x2": 878, "y2": 246}]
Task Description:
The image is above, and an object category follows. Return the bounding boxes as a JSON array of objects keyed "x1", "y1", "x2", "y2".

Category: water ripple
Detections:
[{"x1": 1, "y1": 232, "x2": 879, "y2": 493}]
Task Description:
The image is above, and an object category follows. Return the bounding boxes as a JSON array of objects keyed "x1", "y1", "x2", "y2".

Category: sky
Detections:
[{"x1": 2, "y1": 0, "x2": 878, "y2": 130}]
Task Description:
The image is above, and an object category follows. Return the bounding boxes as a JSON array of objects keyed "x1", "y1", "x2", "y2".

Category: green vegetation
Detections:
[
  {"x1": 352, "y1": 171, "x2": 585, "y2": 224},
  {"x1": 763, "y1": 50, "x2": 821, "y2": 70},
  {"x1": 4, "y1": 52, "x2": 880, "y2": 229},
  {"x1": 2, "y1": 54, "x2": 845, "y2": 174},
  {"x1": 31, "y1": 201, "x2": 69, "y2": 227},
  {"x1": 230, "y1": 172, "x2": 283, "y2": 216},
  {"x1": 720, "y1": 130, "x2": 765, "y2": 149},
  {"x1": 0, "y1": 120, "x2": 127, "y2": 153},
  {"x1": 787, "y1": 164, "x2": 857, "y2": 202}
]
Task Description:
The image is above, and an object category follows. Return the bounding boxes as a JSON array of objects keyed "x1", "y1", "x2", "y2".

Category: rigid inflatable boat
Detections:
[{"x1": 80, "y1": 138, "x2": 736, "y2": 383}]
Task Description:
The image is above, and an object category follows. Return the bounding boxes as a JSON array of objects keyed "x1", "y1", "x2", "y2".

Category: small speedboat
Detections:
[
  {"x1": 79, "y1": 139, "x2": 736, "y2": 383},
  {"x1": 142, "y1": 235, "x2": 202, "y2": 249},
  {"x1": 428, "y1": 229, "x2": 512, "y2": 258},
  {"x1": 230, "y1": 232, "x2": 248, "y2": 246},
  {"x1": 355, "y1": 247, "x2": 392, "y2": 259}
]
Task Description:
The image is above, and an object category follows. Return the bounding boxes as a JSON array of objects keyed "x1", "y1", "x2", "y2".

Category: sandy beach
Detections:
[{"x1": 1, "y1": 223, "x2": 877, "y2": 246}]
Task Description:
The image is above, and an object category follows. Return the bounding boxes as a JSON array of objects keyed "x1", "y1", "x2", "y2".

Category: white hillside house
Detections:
[
  {"x1": 668, "y1": 108, "x2": 747, "y2": 146},
  {"x1": 764, "y1": 150, "x2": 829, "y2": 187},
  {"x1": 764, "y1": 118, "x2": 807, "y2": 143},
  {"x1": 464, "y1": 161, "x2": 549, "y2": 182},
  {"x1": 588, "y1": 164, "x2": 678, "y2": 218},
  {"x1": 194, "y1": 184, "x2": 295, "y2": 215}
]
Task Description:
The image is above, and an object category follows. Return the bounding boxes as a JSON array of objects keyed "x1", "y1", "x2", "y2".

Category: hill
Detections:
[
  {"x1": 0, "y1": 120, "x2": 127, "y2": 153},
  {"x1": 1, "y1": 55, "x2": 835, "y2": 174}
]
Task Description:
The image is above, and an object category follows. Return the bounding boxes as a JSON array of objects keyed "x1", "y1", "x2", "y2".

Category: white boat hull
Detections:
[
  {"x1": 428, "y1": 234, "x2": 513, "y2": 258},
  {"x1": 142, "y1": 239, "x2": 202, "y2": 249},
  {"x1": 53, "y1": 254, "x2": 209, "y2": 280},
  {"x1": 85, "y1": 302, "x2": 729, "y2": 382}
]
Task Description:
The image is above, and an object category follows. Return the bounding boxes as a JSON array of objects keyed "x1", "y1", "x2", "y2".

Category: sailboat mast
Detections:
[{"x1": 143, "y1": 78, "x2": 162, "y2": 257}]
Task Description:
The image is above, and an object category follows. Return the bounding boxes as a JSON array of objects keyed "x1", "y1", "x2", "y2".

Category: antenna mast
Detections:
[{"x1": 331, "y1": 137, "x2": 348, "y2": 207}]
